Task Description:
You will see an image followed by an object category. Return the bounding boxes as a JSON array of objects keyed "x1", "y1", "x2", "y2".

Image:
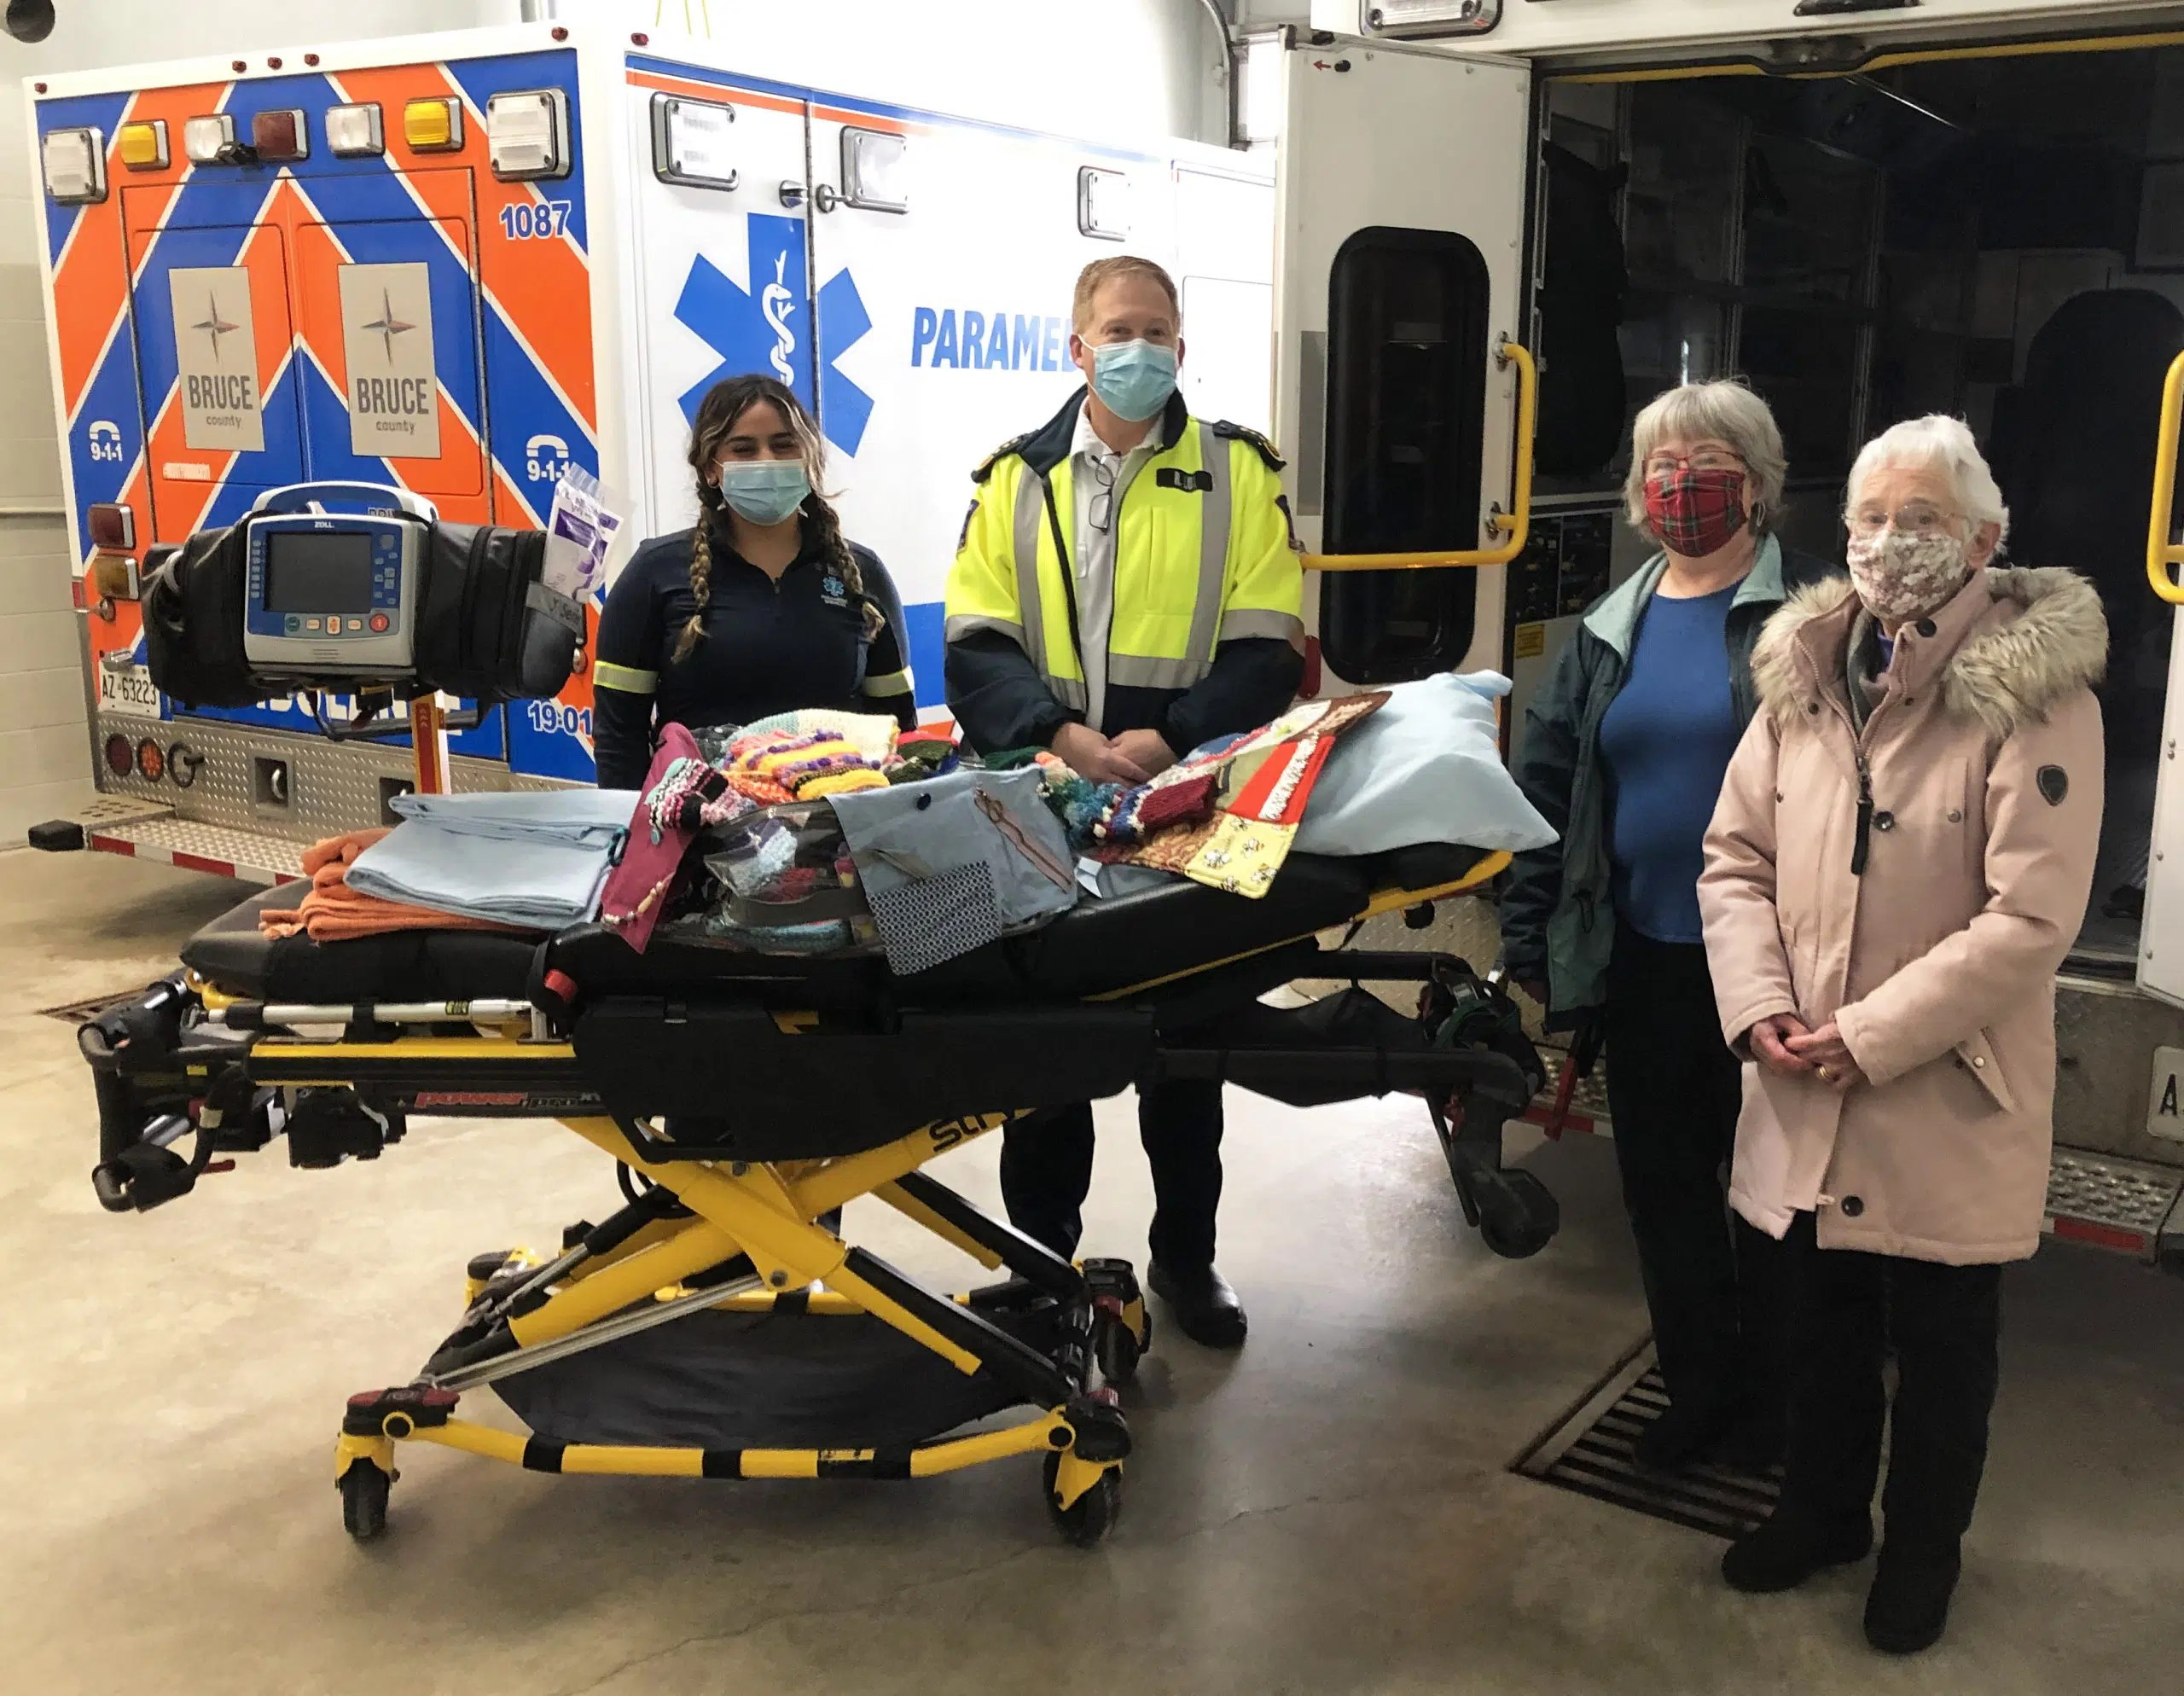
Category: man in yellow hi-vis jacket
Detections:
[{"x1": 944, "y1": 256, "x2": 1304, "y2": 1347}]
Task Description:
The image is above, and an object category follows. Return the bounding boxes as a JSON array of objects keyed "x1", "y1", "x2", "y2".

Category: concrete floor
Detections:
[{"x1": 3, "y1": 846, "x2": 2182, "y2": 1696}]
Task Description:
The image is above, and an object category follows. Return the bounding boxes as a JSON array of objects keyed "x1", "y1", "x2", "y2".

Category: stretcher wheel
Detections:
[
  {"x1": 1475, "y1": 1169, "x2": 1559, "y2": 1261},
  {"x1": 339, "y1": 1461, "x2": 392, "y2": 1542},
  {"x1": 1094, "y1": 1312, "x2": 1142, "y2": 1386},
  {"x1": 1043, "y1": 1452, "x2": 1121, "y2": 1548}
]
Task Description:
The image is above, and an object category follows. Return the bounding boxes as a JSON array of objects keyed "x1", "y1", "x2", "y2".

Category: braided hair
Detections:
[{"x1": 673, "y1": 375, "x2": 883, "y2": 661}]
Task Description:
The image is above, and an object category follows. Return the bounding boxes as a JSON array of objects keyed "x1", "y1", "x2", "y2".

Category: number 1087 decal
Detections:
[{"x1": 499, "y1": 200, "x2": 575, "y2": 242}]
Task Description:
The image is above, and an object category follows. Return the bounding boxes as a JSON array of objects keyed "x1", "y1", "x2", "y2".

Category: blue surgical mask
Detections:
[
  {"x1": 1089, "y1": 339, "x2": 1179, "y2": 422},
  {"x1": 714, "y1": 459, "x2": 810, "y2": 526}
]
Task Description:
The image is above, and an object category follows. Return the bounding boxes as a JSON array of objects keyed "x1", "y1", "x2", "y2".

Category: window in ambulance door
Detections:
[{"x1": 1318, "y1": 225, "x2": 1488, "y2": 684}]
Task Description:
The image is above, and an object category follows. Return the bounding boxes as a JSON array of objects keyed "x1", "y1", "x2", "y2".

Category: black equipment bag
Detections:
[
  {"x1": 142, "y1": 515, "x2": 581, "y2": 708},
  {"x1": 140, "y1": 524, "x2": 258, "y2": 707},
  {"x1": 413, "y1": 521, "x2": 582, "y2": 705}
]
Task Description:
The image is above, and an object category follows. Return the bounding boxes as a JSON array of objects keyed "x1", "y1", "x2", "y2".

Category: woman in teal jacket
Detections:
[{"x1": 1502, "y1": 380, "x2": 1838, "y2": 1472}]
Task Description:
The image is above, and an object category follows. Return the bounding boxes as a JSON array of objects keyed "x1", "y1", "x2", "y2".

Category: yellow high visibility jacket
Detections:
[{"x1": 944, "y1": 389, "x2": 1304, "y2": 754}]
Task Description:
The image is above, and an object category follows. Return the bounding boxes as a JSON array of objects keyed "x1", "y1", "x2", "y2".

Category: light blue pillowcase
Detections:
[{"x1": 1292, "y1": 671, "x2": 1558, "y2": 857}]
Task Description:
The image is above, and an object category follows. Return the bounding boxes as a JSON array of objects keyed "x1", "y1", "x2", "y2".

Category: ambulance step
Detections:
[
  {"x1": 81, "y1": 815, "x2": 307, "y2": 886},
  {"x1": 1524, "y1": 1050, "x2": 1613, "y2": 1138},
  {"x1": 2043, "y1": 1147, "x2": 2184, "y2": 1262},
  {"x1": 32, "y1": 794, "x2": 178, "y2": 851}
]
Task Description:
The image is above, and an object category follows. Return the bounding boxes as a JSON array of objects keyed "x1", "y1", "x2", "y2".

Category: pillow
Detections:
[{"x1": 1292, "y1": 671, "x2": 1557, "y2": 857}]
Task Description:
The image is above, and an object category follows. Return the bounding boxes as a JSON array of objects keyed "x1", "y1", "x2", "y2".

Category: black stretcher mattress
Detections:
[{"x1": 182, "y1": 841, "x2": 1492, "y2": 1006}]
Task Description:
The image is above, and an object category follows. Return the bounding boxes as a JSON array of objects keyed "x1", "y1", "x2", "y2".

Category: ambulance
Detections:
[
  {"x1": 26, "y1": 3, "x2": 2184, "y2": 1265},
  {"x1": 1263, "y1": 0, "x2": 2184, "y2": 1270},
  {"x1": 20, "y1": 15, "x2": 1276, "y2": 873}
]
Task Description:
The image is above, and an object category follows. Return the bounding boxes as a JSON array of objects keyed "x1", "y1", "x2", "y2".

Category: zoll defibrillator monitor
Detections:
[{"x1": 241, "y1": 483, "x2": 438, "y2": 676}]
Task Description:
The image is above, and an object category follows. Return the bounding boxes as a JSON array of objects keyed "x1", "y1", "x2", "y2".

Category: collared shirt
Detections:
[{"x1": 1068, "y1": 406, "x2": 1159, "y2": 729}]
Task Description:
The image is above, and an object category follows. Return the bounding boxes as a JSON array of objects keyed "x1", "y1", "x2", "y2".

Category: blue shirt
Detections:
[{"x1": 1598, "y1": 582, "x2": 1742, "y2": 944}]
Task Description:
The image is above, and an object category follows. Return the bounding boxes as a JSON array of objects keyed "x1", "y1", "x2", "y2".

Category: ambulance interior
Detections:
[{"x1": 1526, "y1": 40, "x2": 2184, "y2": 975}]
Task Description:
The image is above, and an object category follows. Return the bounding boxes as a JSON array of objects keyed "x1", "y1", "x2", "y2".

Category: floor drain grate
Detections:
[
  {"x1": 35, "y1": 990, "x2": 141, "y2": 1023},
  {"x1": 1513, "y1": 1339, "x2": 1780, "y2": 1539}
]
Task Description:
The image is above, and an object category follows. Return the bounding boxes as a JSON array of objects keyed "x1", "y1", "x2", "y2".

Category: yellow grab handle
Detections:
[
  {"x1": 2149, "y1": 349, "x2": 2184, "y2": 605},
  {"x1": 1303, "y1": 335, "x2": 1536, "y2": 572}
]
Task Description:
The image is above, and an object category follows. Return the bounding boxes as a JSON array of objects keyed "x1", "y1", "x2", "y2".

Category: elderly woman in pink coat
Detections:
[{"x1": 1698, "y1": 414, "x2": 2106, "y2": 1655}]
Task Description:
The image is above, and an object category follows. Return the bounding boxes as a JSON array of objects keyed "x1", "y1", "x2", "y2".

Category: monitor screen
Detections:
[{"x1": 262, "y1": 531, "x2": 376, "y2": 615}]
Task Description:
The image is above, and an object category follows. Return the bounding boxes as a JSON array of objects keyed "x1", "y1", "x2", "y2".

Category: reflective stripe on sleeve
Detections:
[
  {"x1": 1217, "y1": 608, "x2": 1307, "y2": 644},
  {"x1": 591, "y1": 660, "x2": 659, "y2": 695},
  {"x1": 862, "y1": 667, "x2": 914, "y2": 697},
  {"x1": 1109, "y1": 653, "x2": 1211, "y2": 689},
  {"x1": 944, "y1": 613, "x2": 1028, "y2": 646}
]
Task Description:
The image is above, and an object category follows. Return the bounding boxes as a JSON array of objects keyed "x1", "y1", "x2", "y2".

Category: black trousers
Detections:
[
  {"x1": 1604, "y1": 926, "x2": 1786, "y2": 1424},
  {"x1": 1777, "y1": 1211, "x2": 2003, "y2": 1550},
  {"x1": 997, "y1": 1080, "x2": 1223, "y2": 1270}
]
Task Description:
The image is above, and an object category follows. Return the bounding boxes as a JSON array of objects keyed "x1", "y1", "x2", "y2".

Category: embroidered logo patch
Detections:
[{"x1": 2037, "y1": 765, "x2": 2069, "y2": 805}]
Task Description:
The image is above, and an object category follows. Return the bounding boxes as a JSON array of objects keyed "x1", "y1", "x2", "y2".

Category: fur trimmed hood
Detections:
[{"x1": 1751, "y1": 566, "x2": 2107, "y2": 741}]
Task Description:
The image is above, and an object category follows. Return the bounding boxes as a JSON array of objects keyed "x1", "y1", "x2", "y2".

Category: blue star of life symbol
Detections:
[{"x1": 672, "y1": 212, "x2": 875, "y2": 456}]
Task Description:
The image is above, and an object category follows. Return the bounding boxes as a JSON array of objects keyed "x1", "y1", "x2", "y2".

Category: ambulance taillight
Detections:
[
  {"x1": 87, "y1": 503, "x2": 136, "y2": 552},
  {"x1": 325, "y1": 102, "x2": 384, "y2": 159},
  {"x1": 40, "y1": 128, "x2": 105, "y2": 204},
  {"x1": 486, "y1": 89, "x2": 571, "y2": 180},
  {"x1": 251, "y1": 109, "x2": 309, "y2": 163},
  {"x1": 118, "y1": 120, "x2": 169, "y2": 171}
]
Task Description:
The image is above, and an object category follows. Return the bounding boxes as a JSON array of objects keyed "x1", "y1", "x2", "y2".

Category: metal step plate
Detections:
[
  {"x1": 84, "y1": 815, "x2": 307, "y2": 886},
  {"x1": 1525, "y1": 1048, "x2": 1613, "y2": 1137},
  {"x1": 2044, "y1": 1147, "x2": 2184, "y2": 1261},
  {"x1": 1513, "y1": 1341, "x2": 1780, "y2": 1539}
]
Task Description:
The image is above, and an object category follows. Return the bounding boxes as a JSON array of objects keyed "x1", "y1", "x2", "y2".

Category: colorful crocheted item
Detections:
[
  {"x1": 1093, "y1": 770, "x2": 1219, "y2": 847},
  {"x1": 643, "y1": 755, "x2": 754, "y2": 841},
  {"x1": 723, "y1": 768, "x2": 796, "y2": 805},
  {"x1": 799, "y1": 768, "x2": 891, "y2": 799},
  {"x1": 737, "y1": 708, "x2": 901, "y2": 764}
]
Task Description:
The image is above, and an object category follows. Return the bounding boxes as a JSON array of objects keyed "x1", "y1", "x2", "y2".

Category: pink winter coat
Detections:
[{"x1": 1699, "y1": 566, "x2": 2106, "y2": 1264}]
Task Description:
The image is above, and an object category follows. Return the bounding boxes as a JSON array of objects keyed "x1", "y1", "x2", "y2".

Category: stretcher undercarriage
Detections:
[{"x1": 81, "y1": 839, "x2": 1548, "y2": 1547}]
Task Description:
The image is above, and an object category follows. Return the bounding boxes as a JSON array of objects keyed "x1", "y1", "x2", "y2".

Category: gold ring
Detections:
[{"x1": 1816, "y1": 1065, "x2": 1833, "y2": 1081}]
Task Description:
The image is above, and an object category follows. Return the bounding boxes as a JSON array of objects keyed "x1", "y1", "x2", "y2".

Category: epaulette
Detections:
[
  {"x1": 971, "y1": 430, "x2": 1035, "y2": 484},
  {"x1": 1210, "y1": 419, "x2": 1285, "y2": 473}
]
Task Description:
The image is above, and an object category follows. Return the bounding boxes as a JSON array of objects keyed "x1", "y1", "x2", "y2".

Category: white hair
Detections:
[
  {"x1": 1623, "y1": 380, "x2": 1789, "y2": 534},
  {"x1": 1846, "y1": 414, "x2": 2010, "y2": 543}
]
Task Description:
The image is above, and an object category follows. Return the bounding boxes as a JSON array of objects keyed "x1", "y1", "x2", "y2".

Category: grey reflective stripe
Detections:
[
  {"x1": 862, "y1": 667, "x2": 914, "y2": 697},
  {"x1": 1217, "y1": 608, "x2": 1306, "y2": 644},
  {"x1": 1010, "y1": 468, "x2": 1050, "y2": 679},
  {"x1": 1184, "y1": 420, "x2": 1232, "y2": 672},
  {"x1": 1109, "y1": 653, "x2": 1210, "y2": 689},
  {"x1": 1048, "y1": 676, "x2": 1089, "y2": 711},
  {"x1": 944, "y1": 613, "x2": 1028, "y2": 646}
]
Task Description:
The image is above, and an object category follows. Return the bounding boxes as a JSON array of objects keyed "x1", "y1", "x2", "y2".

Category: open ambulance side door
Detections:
[{"x1": 1272, "y1": 32, "x2": 1533, "y2": 686}]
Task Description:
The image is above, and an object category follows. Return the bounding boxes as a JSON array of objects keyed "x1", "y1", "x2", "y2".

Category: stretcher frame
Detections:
[{"x1": 94, "y1": 851, "x2": 1540, "y2": 1548}]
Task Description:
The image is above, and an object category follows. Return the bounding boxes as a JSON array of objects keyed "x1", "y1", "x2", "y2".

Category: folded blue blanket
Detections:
[{"x1": 348, "y1": 788, "x2": 639, "y2": 930}]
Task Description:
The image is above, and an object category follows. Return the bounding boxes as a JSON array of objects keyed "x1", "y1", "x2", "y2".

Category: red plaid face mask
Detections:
[{"x1": 1645, "y1": 468, "x2": 1749, "y2": 559}]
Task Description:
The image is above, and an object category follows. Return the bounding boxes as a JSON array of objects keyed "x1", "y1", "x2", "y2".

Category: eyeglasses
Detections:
[
  {"x1": 1089, "y1": 455, "x2": 1118, "y2": 534},
  {"x1": 1643, "y1": 449, "x2": 1744, "y2": 481},
  {"x1": 1844, "y1": 502, "x2": 1960, "y2": 539}
]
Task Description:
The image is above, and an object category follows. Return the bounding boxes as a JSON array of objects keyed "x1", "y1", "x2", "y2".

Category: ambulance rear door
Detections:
[{"x1": 1272, "y1": 30, "x2": 1533, "y2": 684}]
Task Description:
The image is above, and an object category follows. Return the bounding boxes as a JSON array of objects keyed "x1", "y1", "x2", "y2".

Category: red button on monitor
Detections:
[{"x1": 369, "y1": 613, "x2": 390, "y2": 632}]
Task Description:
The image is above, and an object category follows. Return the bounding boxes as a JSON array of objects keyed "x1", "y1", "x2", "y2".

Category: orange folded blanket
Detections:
[{"x1": 261, "y1": 828, "x2": 540, "y2": 944}]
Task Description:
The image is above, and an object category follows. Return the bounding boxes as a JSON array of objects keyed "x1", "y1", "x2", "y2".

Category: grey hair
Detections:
[
  {"x1": 1623, "y1": 380, "x2": 1790, "y2": 535},
  {"x1": 1846, "y1": 414, "x2": 2010, "y2": 544}
]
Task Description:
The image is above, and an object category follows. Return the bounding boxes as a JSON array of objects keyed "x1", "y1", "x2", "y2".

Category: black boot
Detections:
[
  {"x1": 1722, "y1": 1507, "x2": 1873, "y2": 1594},
  {"x1": 1863, "y1": 1543, "x2": 1961, "y2": 1654},
  {"x1": 1147, "y1": 1261, "x2": 1247, "y2": 1349}
]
